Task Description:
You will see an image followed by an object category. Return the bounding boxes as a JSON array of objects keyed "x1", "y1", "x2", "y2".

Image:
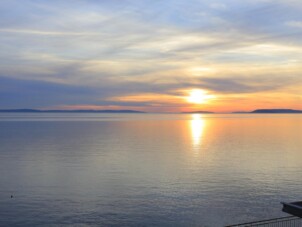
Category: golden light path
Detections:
[{"x1": 190, "y1": 114, "x2": 205, "y2": 147}]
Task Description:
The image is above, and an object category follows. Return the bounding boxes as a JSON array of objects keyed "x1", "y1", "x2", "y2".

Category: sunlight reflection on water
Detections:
[
  {"x1": 0, "y1": 113, "x2": 301, "y2": 226},
  {"x1": 190, "y1": 114, "x2": 205, "y2": 147}
]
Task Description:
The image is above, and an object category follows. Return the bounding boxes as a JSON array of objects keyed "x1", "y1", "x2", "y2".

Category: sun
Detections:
[{"x1": 187, "y1": 89, "x2": 212, "y2": 104}]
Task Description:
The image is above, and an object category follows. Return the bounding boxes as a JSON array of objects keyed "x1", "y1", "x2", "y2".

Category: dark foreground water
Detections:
[{"x1": 0, "y1": 113, "x2": 301, "y2": 226}]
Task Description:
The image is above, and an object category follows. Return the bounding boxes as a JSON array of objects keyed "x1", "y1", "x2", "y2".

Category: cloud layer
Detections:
[{"x1": 0, "y1": 0, "x2": 302, "y2": 112}]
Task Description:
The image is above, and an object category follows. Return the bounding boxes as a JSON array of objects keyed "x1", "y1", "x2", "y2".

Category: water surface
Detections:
[{"x1": 0, "y1": 113, "x2": 301, "y2": 226}]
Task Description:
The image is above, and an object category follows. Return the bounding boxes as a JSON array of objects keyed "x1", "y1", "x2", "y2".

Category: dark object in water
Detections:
[
  {"x1": 282, "y1": 201, "x2": 302, "y2": 218},
  {"x1": 10, "y1": 195, "x2": 13, "y2": 198}
]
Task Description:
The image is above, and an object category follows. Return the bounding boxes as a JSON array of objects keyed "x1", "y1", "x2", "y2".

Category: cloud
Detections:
[
  {"x1": 0, "y1": 0, "x2": 302, "y2": 111},
  {"x1": 210, "y1": 3, "x2": 227, "y2": 10},
  {"x1": 195, "y1": 74, "x2": 302, "y2": 94},
  {"x1": 286, "y1": 20, "x2": 302, "y2": 28}
]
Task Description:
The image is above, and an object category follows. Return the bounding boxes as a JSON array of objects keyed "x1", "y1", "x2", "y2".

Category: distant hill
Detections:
[
  {"x1": 251, "y1": 109, "x2": 302, "y2": 113},
  {"x1": 0, "y1": 109, "x2": 145, "y2": 113},
  {"x1": 0, "y1": 109, "x2": 41, "y2": 113},
  {"x1": 181, "y1": 111, "x2": 214, "y2": 114}
]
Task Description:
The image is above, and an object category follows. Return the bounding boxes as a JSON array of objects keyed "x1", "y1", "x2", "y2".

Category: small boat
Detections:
[{"x1": 281, "y1": 201, "x2": 302, "y2": 218}]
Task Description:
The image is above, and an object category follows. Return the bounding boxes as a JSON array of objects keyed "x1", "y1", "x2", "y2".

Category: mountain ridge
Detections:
[
  {"x1": 0, "y1": 109, "x2": 145, "y2": 113},
  {"x1": 181, "y1": 111, "x2": 214, "y2": 114},
  {"x1": 251, "y1": 109, "x2": 302, "y2": 113},
  {"x1": 232, "y1": 109, "x2": 302, "y2": 113}
]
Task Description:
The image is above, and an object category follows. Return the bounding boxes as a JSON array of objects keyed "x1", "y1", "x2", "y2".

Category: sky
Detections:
[{"x1": 0, "y1": 0, "x2": 302, "y2": 112}]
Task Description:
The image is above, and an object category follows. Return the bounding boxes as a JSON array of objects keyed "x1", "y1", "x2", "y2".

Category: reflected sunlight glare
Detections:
[{"x1": 190, "y1": 114, "x2": 205, "y2": 147}]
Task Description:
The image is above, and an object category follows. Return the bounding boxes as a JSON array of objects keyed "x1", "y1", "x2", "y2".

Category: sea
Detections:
[{"x1": 0, "y1": 113, "x2": 301, "y2": 226}]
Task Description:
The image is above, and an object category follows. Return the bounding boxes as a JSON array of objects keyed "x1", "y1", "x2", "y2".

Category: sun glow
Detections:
[{"x1": 187, "y1": 89, "x2": 213, "y2": 104}]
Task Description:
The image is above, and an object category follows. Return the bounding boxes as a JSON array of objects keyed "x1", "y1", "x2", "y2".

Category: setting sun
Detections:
[{"x1": 187, "y1": 89, "x2": 213, "y2": 104}]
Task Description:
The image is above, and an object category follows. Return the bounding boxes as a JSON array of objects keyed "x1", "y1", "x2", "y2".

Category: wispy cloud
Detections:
[
  {"x1": 0, "y1": 0, "x2": 301, "y2": 111},
  {"x1": 286, "y1": 20, "x2": 302, "y2": 28}
]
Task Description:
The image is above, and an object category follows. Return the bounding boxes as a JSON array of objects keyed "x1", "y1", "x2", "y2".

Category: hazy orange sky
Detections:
[{"x1": 0, "y1": 0, "x2": 302, "y2": 112}]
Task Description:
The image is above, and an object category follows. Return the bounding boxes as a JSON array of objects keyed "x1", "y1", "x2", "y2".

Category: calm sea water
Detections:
[{"x1": 0, "y1": 113, "x2": 301, "y2": 226}]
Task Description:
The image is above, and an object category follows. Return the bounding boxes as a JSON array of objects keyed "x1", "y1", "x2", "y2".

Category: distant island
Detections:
[
  {"x1": 233, "y1": 109, "x2": 302, "y2": 114},
  {"x1": 0, "y1": 109, "x2": 145, "y2": 113},
  {"x1": 1, "y1": 108, "x2": 301, "y2": 114},
  {"x1": 181, "y1": 111, "x2": 214, "y2": 114},
  {"x1": 251, "y1": 109, "x2": 302, "y2": 113}
]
